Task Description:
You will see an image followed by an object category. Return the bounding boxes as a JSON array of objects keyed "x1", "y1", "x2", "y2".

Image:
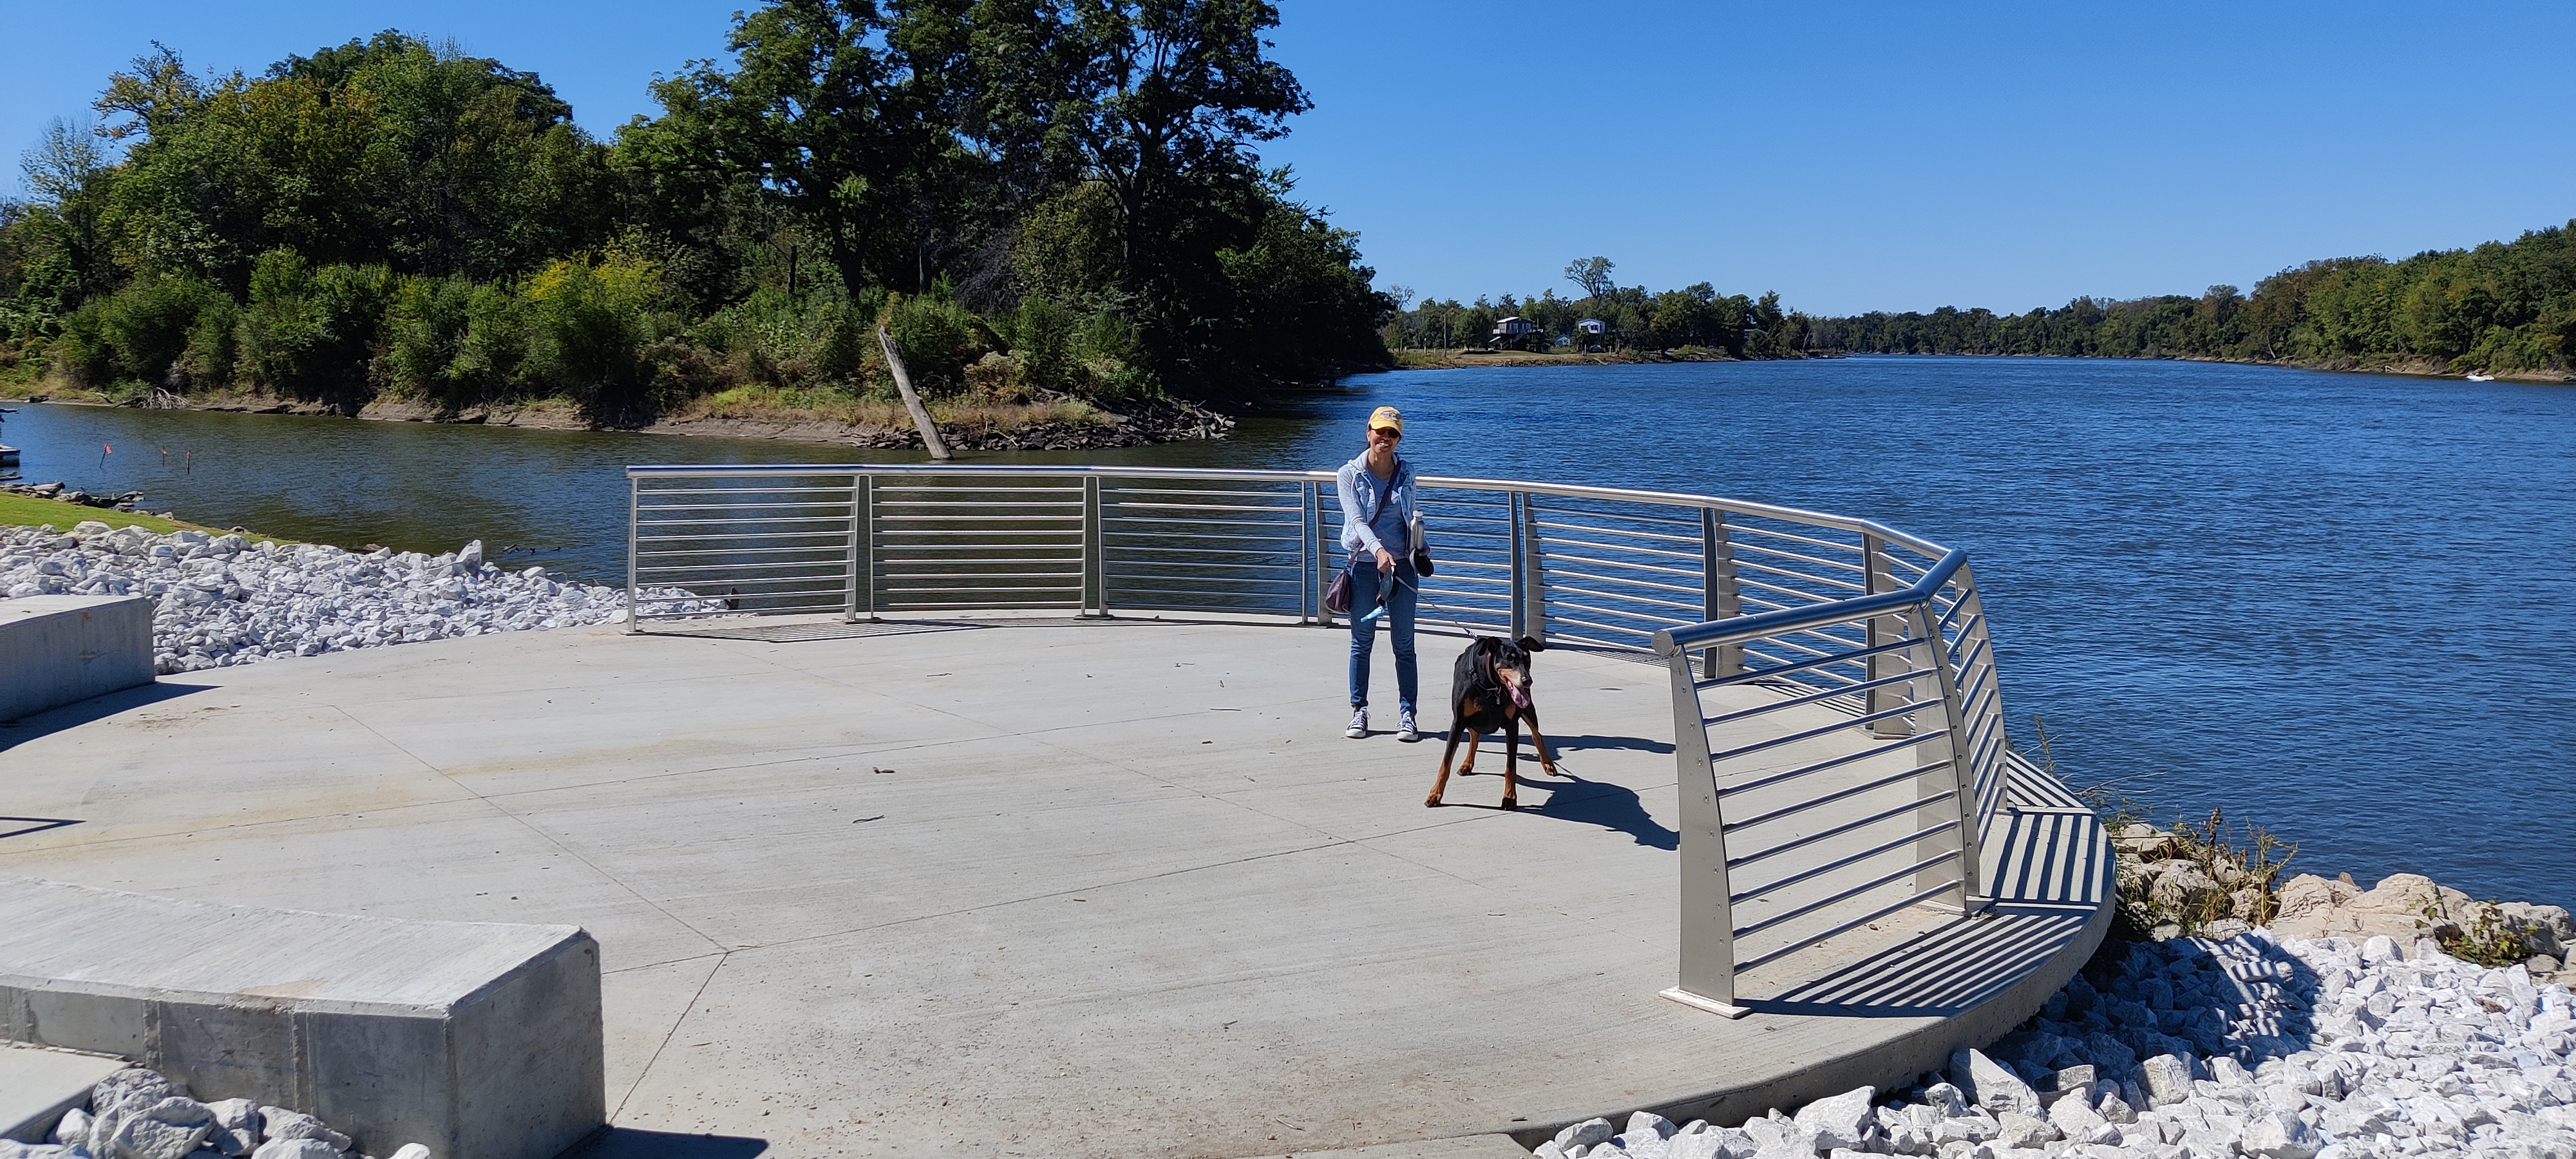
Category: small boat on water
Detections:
[
  {"x1": 2465, "y1": 372, "x2": 2497, "y2": 382},
  {"x1": 0, "y1": 443, "x2": 17, "y2": 465}
]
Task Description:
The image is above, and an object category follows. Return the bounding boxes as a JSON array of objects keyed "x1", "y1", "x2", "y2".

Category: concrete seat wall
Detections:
[
  {"x1": 1, "y1": 596, "x2": 155, "y2": 721},
  {"x1": 0, "y1": 876, "x2": 603, "y2": 1159}
]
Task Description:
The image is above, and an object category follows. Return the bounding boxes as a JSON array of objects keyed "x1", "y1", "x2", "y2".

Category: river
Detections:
[{"x1": 5, "y1": 357, "x2": 2571, "y2": 910}]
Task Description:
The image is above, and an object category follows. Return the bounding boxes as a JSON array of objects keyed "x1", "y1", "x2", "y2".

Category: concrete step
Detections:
[{"x1": 1, "y1": 1041, "x2": 128, "y2": 1144}]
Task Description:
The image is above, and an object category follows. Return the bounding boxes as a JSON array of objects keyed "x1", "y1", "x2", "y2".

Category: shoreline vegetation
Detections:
[{"x1": 0, "y1": 7, "x2": 1390, "y2": 449}]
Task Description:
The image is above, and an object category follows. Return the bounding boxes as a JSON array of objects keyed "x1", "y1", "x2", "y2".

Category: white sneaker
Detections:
[
  {"x1": 1396, "y1": 710, "x2": 1420, "y2": 742},
  {"x1": 1345, "y1": 708, "x2": 1368, "y2": 739}
]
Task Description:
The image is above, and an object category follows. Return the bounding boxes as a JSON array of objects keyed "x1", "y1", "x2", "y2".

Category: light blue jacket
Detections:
[{"x1": 1336, "y1": 451, "x2": 1416, "y2": 559}]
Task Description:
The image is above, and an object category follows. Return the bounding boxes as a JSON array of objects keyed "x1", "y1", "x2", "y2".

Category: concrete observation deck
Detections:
[{"x1": 0, "y1": 615, "x2": 2108, "y2": 1159}]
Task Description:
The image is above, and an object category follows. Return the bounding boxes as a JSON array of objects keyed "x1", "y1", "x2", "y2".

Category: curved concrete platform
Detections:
[{"x1": 0, "y1": 617, "x2": 2108, "y2": 1158}]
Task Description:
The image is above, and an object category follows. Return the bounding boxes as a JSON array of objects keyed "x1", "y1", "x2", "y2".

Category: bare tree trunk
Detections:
[{"x1": 876, "y1": 326, "x2": 953, "y2": 461}]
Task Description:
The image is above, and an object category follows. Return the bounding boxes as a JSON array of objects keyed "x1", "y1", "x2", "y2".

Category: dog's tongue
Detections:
[{"x1": 1510, "y1": 686, "x2": 1530, "y2": 710}]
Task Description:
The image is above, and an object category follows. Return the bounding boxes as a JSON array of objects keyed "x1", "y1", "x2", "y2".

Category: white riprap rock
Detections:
[
  {"x1": 249, "y1": 1140, "x2": 344, "y2": 1159},
  {"x1": 1951, "y1": 1048, "x2": 2041, "y2": 1117},
  {"x1": 0, "y1": 525, "x2": 727, "y2": 674},
  {"x1": 1793, "y1": 1088, "x2": 1875, "y2": 1151}
]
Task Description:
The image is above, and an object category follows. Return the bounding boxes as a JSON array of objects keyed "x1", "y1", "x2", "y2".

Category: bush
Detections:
[
  {"x1": 884, "y1": 291, "x2": 983, "y2": 396},
  {"x1": 51, "y1": 299, "x2": 114, "y2": 388},
  {"x1": 521, "y1": 251, "x2": 665, "y2": 423},
  {"x1": 96, "y1": 272, "x2": 229, "y2": 389},
  {"x1": 237, "y1": 250, "x2": 393, "y2": 406},
  {"x1": 175, "y1": 293, "x2": 238, "y2": 390},
  {"x1": 384, "y1": 276, "x2": 480, "y2": 408}
]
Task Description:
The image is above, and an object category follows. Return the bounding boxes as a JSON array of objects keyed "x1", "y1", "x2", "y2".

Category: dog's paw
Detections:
[
  {"x1": 1423, "y1": 795, "x2": 1443, "y2": 808},
  {"x1": 1540, "y1": 762, "x2": 1558, "y2": 775},
  {"x1": 1500, "y1": 796, "x2": 1518, "y2": 810},
  {"x1": 1456, "y1": 764, "x2": 1475, "y2": 777}
]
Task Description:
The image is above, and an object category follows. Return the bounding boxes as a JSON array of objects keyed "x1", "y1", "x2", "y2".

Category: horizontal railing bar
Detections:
[
  {"x1": 1724, "y1": 759, "x2": 1952, "y2": 835},
  {"x1": 1704, "y1": 670, "x2": 1923, "y2": 725},
  {"x1": 1734, "y1": 569, "x2": 1866, "y2": 598},
  {"x1": 1534, "y1": 507, "x2": 1703, "y2": 529},
  {"x1": 1533, "y1": 521, "x2": 1704, "y2": 549},
  {"x1": 1549, "y1": 586, "x2": 1705, "y2": 615},
  {"x1": 1705, "y1": 697, "x2": 1921, "y2": 764},
  {"x1": 1728, "y1": 796, "x2": 1958, "y2": 872},
  {"x1": 1731, "y1": 818, "x2": 1962, "y2": 905},
  {"x1": 635, "y1": 560, "x2": 851, "y2": 576},
  {"x1": 1694, "y1": 636, "x2": 1917, "y2": 688},
  {"x1": 634, "y1": 486, "x2": 858, "y2": 498},
  {"x1": 1658, "y1": 552, "x2": 1964, "y2": 654},
  {"x1": 1732, "y1": 851, "x2": 1962, "y2": 941},
  {"x1": 1725, "y1": 523, "x2": 1870, "y2": 554},
  {"x1": 1732, "y1": 880, "x2": 1964, "y2": 973},
  {"x1": 1715, "y1": 733, "x2": 1924, "y2": 800},
  {"x1": 1733, "y1": 541, "x2": 1870, "y2": 574},
  {"x1": 1539, "y1": 552, "x2": 1703, "y2": 580}
]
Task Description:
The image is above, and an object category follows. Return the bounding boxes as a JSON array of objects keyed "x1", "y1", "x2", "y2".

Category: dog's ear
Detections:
[{"x1": 1519, "y1": 635, "x2": 1546, "y2": 654}]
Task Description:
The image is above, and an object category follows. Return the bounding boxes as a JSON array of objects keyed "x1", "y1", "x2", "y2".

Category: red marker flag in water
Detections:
[{"x1": 102, "y1": 443, "x2": 111, "y2": 454}]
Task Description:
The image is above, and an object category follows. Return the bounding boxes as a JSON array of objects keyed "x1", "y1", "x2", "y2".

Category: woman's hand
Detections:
[{"x1": 1374, "y1": 546, "x2": 1396, "y2": 574}]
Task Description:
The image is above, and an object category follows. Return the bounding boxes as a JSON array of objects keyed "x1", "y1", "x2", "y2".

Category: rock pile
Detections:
[
  {"x1": 849, "y1": 398, "x2": 1236, "y2": 451},
  {"x1": 1, "y1": 480, "x2": 147, "y2": 511},
  {"x1": 0, "y1": 522, "x2": 720, "y2": 674},
  {"x1": 2272, "y1": 874, "x2": 2573, "y2": 983},
  {"x1": 5, "y1": 1063, "x2": 428, "y2": 1159},
  {"x1": 1546, "y1": 930, "x2": 2573, "y2": 1159}
]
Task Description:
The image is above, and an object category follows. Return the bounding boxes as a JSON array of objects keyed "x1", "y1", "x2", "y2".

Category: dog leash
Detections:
[{"x1": 1353, "y1": 562, "x2": 1484, "y2": 639}]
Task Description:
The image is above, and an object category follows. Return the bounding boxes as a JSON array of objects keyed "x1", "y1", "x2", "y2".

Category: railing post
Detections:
[
  {"x1": 855, "y1": 471, "x2": 876, "y2": 621},
  {"x1": 1083, "y1": 475, "x2": 1104, "y2": 616},
  {"x1": 1658, "y1": 645, "x2": 1745, "y2": 1017},
  {"x1": 1316, "y1": 480, "x2": 1337, "y2": 628},
  {"x1": 625, "y1": 475, "x2": 641, "y2": 633},
  {"x1": 1507, "y1": 492, "x2": 1528, "y2": 641},
  {"x1": 1864, "y1": 533, "x2": 1913, "y2": 737},
  {"x1": 1701, "y1": 509, "x2": 1742, "y2": 679},
  {"x1": 1300, "y1": 481, "x2": 1318, "y2": 625},
  {"x1": 1518, "y1": 492, "x2": 1547, "y2": 643},
  {"x1": 1918, "y1": 597, "x2": 1987, "y2": 907},
  {"x1": 1951, "y1": 562, "x2": 2011, "y2": 804},
  {"x1": 847, "y1": 474, "x2": 875, "y2": 620}
]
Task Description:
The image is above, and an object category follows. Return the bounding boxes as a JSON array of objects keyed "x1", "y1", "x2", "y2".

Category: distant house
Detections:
[
  {"x1": 1575, "y1": 317, "x2": 1611, "y2": 352},
  {"x1": 1488, "y1": 316, "x2": 1548, "y2": 352}
]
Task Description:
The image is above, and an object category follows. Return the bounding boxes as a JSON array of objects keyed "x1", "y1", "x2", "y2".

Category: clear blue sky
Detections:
[{"x1": 6, "y1": 1, "x2": 2570, "y2": 315}]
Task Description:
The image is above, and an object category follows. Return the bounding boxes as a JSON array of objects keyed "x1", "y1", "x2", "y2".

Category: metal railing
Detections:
[{"x1": 625, "y1": 463, "x2": 2018, "y2": 1009}]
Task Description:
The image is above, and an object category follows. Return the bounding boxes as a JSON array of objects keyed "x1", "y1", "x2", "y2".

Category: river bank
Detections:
[
  {"x1": 1386, "y1": 346, "x2": 1834, "y2": 371},
  {"x1": 1806, "y1": 350, "x2": 2573, "y2": 385},
  {"x1": 0, "y1": 388, "x2": 1236, "y2": 451}
]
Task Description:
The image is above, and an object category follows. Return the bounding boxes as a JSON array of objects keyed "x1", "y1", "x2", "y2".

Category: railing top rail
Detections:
[
  {"x1": 1653, "y1": 549, "x2": 1968, "y2": 656},
  {"x1": 623, "y1": 462, "x2": 1949, "y2": 558}
]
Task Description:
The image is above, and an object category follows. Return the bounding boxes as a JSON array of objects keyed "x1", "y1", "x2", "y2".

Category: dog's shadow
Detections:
[
  {"x1": 1547, "y1": 733, "x2": 1674, "y2": 756},
  {"x1": 1451, "y1": 735, "x2": 1678, "y2": 850}
]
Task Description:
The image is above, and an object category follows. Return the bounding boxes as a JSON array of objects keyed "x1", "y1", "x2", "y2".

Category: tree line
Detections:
[
  {"x1": 1382, "y1": 256, "x2": 1817, "y2": 359},
  {"x1": 1809, "y1": 223, "x2": 2576, "y2": 375},
  {"x1": 0, "y1": 1, "x2": 1396, "y2": 423}
]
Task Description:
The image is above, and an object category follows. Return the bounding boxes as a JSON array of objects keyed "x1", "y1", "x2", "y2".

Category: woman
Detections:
[{"x1": 1336, "y1": 405, "x2": 1421, "y2": 741}]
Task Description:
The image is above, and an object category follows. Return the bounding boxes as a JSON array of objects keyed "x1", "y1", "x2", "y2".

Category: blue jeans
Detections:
[{"x1": 1347, "y1": 558, "x2": 1418, "y2": 713}]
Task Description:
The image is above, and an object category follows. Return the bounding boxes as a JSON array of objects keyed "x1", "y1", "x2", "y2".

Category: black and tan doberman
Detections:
[{"x1": 1425, "y1": 635, "x2": 1557, "y2": 809}]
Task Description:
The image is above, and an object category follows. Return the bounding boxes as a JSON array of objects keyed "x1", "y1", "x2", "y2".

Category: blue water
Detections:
[{"x1": 6, "y1": 357, "x2": 2571, "y2": 907}]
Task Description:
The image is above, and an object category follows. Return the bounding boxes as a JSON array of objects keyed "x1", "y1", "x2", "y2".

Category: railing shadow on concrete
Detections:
[{"x1": 621, "y1": 463, "x2": 2105, "y2": 1022}]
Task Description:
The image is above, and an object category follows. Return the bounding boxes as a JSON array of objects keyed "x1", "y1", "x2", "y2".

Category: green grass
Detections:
[{"x1": 0, "y1": 491, "x2": 288, "y2": 542}]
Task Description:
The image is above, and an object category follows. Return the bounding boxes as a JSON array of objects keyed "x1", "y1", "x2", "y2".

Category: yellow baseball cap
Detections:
[{"x1": 1367, "y1": 405, "x2": 1403, "y2": 433}]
